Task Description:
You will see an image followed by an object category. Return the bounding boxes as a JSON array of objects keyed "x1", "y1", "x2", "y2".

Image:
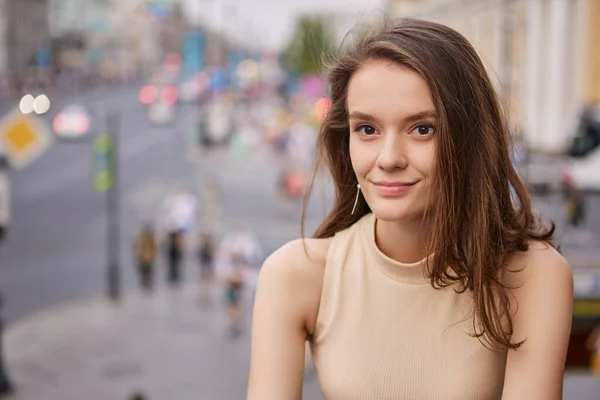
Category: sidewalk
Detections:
[
  {"x1": 2, "y1": 283, "x2": 324, "y2": 400},
  {"x1": 532, "y1": 192, "x2": 600, "y2": 299},
  {"x1": 3, "y1": 282, "x2": 600, "y2": 399}
]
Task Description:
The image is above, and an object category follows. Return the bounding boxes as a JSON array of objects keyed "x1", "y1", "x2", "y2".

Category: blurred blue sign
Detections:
[{"x1": 183, "y1": 31, "x2": 205, "y2": 77}]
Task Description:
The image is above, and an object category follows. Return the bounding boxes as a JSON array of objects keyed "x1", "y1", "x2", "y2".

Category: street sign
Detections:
[
  {"x1": 92, "y1": 135, "x2": 114, "y2": 192},
  {"x1": 0, "y1": 110, "x2": 52, "y2": 169}
]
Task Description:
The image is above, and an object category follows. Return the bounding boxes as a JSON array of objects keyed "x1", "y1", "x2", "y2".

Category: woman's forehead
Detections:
[{"x1": 347, "y1": 60, "x2": 434, "y2": 122}]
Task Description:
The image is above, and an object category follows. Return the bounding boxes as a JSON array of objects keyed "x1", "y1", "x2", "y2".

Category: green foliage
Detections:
[{"x1": 284, "y1": 17, "x2": 333, "y2": 76}]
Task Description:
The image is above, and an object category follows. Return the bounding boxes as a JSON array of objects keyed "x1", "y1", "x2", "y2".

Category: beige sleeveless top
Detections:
[{"x1": 310, "y1": 213, "x2": 507, "y2": 399}]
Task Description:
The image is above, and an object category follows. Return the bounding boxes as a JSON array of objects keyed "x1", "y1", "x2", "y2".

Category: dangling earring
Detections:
[{"x1": 351, "y1": 183, "x2": 361, "y2": 215}]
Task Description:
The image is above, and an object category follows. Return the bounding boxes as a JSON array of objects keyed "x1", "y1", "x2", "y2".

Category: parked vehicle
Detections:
[
  {"x1": 568, "y1": 105, "x2": 600, "y2": 158},
  {"x1": 562, "y1": 104, "x2": 600, "y2": 193}
]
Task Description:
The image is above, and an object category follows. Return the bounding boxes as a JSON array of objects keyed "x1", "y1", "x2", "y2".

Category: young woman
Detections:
[{"x1": 248, "y1": 18, "x2": 573, "y2": 399}]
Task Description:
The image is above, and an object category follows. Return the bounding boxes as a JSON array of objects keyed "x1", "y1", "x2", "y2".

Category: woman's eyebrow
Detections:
[
  {"x1": 348, "y1": 111, "x2": 378, "y2": 122},
  {"x1": 348, "y1": 110, "x2": 436, "y2": 124}
]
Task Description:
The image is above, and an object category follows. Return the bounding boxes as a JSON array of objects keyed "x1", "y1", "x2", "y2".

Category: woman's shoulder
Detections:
[
  {"x1": 258, "y1": 237, "x2": 333, "y2": 288},
  {"x1": 255, "y1": 238, "x2": 334, "y2": 327},
  {"x1": 503, "y1": 240, "x2": 573, "y2": 341},
  {"x1": 504, "y1": 240, "x2": 572, "y2": 285}
]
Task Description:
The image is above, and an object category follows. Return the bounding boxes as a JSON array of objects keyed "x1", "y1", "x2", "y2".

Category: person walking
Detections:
[
  {"x1": 197, "y1": 232, "x2": 216, "y2": 303},
  {"x1": 223, "y1": 251, "x2": 247, "y2": 339},
  {"x1": 134, "y1": 223, "x2": 157, "y2": 292},
  {"x1": 166, "y1": 230, "x2": 184, "y2": 287}
]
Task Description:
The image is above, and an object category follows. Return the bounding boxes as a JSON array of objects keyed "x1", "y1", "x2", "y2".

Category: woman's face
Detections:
[{"x1": 348, "y1": 60, "x2": 436, "y2": 223}]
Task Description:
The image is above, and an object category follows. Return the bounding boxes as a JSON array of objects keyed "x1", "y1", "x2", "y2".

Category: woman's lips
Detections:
[{"x1": 371, "y1": 181, "x2": 417, "y2": 197}]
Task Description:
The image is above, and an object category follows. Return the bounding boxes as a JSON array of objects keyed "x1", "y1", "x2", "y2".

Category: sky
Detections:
[{"x1": 180, "y1": 0, "x2": 387, "y2": 51}]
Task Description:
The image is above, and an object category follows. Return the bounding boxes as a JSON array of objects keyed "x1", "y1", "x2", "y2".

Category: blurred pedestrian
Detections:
[
  {"x1": 562, "y1": 174, "x2": 586, "y2": 228},
  {"x1": 223, "y1": 251, "x2": 246, "y2": 339},
  {"x1": 163, "y1": 188, "x2": 197, "y2": 234},
  {"x1": 166, "y1": 230, "x2": 184, "y2": 287},
  {"x1": 134, "y1": 223, "x2": 157, "y2": 292},
  {"x1": 197, "y1": 232, "x2": 216, "y2": 303}
]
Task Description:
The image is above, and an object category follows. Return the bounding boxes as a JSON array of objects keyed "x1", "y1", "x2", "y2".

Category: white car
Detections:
[
  {"x1": 563, "y1": 146, "x2": 600, "y2": 192},
  {"x1": 199, "y1": 98, "x2": 234, "y2": 146},
  {"x1": 52, "y1": 105, "x2": 91, "y2": 138}
]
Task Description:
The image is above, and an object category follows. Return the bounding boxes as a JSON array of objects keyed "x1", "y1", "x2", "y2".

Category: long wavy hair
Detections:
[{"x1": 302, "y1": 18, "x2": 555, "y2": 350}]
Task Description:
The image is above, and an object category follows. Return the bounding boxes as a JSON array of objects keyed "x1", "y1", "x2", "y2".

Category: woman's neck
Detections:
[{"x1": 374, "y1": 215, "x2": 431, "y2": 264}]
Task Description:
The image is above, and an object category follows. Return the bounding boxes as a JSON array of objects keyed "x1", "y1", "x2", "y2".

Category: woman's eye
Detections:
[
  {"x1": 355, "y1": 124, "x2": 377, "y2": 136},
  {"x1": 412, "y1": 124, "x2": 435, "y2": 136}
]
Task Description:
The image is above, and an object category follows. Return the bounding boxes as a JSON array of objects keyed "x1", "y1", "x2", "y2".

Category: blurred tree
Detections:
[{"x1": 283, "y1": 17, "x2": 333, "y2": 77}]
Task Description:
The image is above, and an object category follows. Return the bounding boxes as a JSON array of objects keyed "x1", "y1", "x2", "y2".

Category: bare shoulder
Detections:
[
  {"x1": 256, "y1": 237, "x2": 333, "y2": 332},
  {"x1": 504, "y1": 241, "x2": 573, "y2": 287},
  {"x1": 259, "y1": 237, "x2": 332, "y2": 285},
  {"x1": 504, "y1": 241, "x2": 574, "y2": 343}
]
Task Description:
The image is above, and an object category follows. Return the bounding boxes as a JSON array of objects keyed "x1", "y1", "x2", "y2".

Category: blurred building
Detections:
[
  {"x1": 388, "y1": 0, "x2": 598, "y2": 153},
  {"x1": 0, "y1": 0, "x2": 50, "y2": 93},
  {"x1": 46, "y1": 0, "x2": 189, "y2": 82},
  {"x1": 49, "y1": 0, "x2": 110, "y2": 37},
  {"x1": 0, "y1": 0, "x2": 8, "y2": 96}
]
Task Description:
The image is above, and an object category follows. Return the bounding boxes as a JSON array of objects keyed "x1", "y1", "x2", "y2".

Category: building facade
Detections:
[
  {"x1": 47, "y1": 0, "x2": 185, "y2": 81},
  {"x1": 0, "y1": 0, "x2": 50, "y2": 93},
  {"x1": 388, "y1": 0, "x2": 597, "y2": 153}
]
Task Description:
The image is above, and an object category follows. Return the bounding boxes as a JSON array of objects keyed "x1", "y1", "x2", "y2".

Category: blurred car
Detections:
[
  {"x1": 198, "y1": 97, "x2": 235, "y2": 147},
  {"x1": 52, "y1": 104, "x2": 92, "y2": 139},
  {"x1": 562, "y1": 147, "x2": 600, "y2": 193},
  {"x1": 568, "y1": 105, "x2": 600, "y2": 158},
  {"x1": 139, "y1": 74, "x2": 180, "y2": 125},
  {"x1": 560, "y1": 105, "x2": 600, "y2": 193}
]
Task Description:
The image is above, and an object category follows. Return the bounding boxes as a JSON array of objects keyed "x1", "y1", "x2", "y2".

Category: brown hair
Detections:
[{"x1": 302, "y1": 18, "x2": 555, "y2": 350}]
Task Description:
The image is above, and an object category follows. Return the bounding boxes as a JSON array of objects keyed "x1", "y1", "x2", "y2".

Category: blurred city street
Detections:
[
  {"x1": 0, "y1": 84, "x2": 329, "y2": 321},
  {"x1": 0, "y1": 0, "x2": 599, "y2": 398}
]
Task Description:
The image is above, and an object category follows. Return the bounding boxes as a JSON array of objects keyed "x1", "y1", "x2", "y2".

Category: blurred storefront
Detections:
[
  {"x1": 0, "y1": 0, "x2": 51, "y2": 95},
  {"x1": 48, "y1": 0, "x2": 184, "y2": 83},
  {"x1": 388, "y1": 0, "x2": 599, "y2": 154}
]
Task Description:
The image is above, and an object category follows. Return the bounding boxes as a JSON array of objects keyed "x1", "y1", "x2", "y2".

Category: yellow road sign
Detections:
[{"x1": 0, "y1": 109, "x2": 52, "y2": 169}]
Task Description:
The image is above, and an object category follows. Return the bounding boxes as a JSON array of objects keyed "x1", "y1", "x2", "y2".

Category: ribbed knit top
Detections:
[{"x1": 310, "y1": 213, "x2": 507, "y2": 399}]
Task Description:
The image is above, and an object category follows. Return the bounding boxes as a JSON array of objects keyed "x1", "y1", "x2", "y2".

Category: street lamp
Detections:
[{"x1": 53, "y1": 110, "x2": 123, "y2": 302}]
